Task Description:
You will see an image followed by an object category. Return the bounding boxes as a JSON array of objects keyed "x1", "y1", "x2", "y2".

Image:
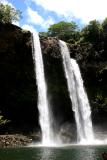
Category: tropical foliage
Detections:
[
  {"x1": 40, "y1": 18, "x2": 107, "y2": 45},
  {"x1": 47, "y1": 21, "x2": 80, "y2": 42},
  {"x1": 0, "y1": 3, "x2": 21, "y2": 23},
  {"x1": 0, "y1": 114, "x2": 10, "y2": 125}
]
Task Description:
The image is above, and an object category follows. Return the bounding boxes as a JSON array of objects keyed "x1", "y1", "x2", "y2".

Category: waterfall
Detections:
[
  {"x1": 59, "y1": 40, "x2": 94, "y2": 143},
  {"x1": 32, "y1": 31, "x2": 54, "y2": 145}
]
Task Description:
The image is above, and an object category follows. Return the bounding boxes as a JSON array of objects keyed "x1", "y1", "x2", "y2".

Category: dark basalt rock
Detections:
[
  {"x1": 40, "y1": 36, "x2": 61, "y2": 58},
  {"x1": 0, "y1": 23, "x2": 39, "y2": 133}
]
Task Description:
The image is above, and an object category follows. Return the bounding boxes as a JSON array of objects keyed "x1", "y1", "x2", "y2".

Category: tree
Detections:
[
  {"x1": 102, "y1": 18, "x2": 107, "y2": 32},
  {"x1": 47, "y1": 21, "x2": 80, "y2": 42},
  {"x1": 81, "y1": 20, "x2": 102, "y2": 44},
  {"x1": 39, "y1": 32, "x2": 48, "y2": 37},
  {"x1": 0, "y1": 3, "x2": 21, "y2": 23},
  {"x1": 102, "y1": 17, "x2": 107, "y2": 41}
]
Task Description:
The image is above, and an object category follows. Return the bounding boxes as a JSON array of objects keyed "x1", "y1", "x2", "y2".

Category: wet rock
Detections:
[{"x1": 0, "y1": 134, "x2": 32, "y2": 147}]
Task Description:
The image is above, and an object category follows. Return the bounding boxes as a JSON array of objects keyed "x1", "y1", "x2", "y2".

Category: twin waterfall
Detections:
[
  {"x1": 59, "y1": 40, "x2": 94, "y2": 144},
  {"x1": 32, "y1": 32, "x2": 54, "y2": 145},
  {"x1": 32, "y1": 32, "x2": 94, "y2": 145}
]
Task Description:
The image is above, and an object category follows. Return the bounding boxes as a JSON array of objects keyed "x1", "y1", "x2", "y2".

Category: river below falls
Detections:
[{"x1": 0, "y1": 145, "x2": 107, "y2": 160}]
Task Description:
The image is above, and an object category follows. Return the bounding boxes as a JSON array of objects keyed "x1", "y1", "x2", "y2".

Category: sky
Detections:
[{"x1": 1, "y1": 0, "x2": 107, "y2": 32}]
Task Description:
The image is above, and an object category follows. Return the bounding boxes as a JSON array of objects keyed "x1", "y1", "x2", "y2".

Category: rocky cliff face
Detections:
[
  {"x1": 0, "y1": 23, "x2": 107, "y2": 134},
  {"x1": 0, "y1": 23, "x2": 39, "y2": 133}
]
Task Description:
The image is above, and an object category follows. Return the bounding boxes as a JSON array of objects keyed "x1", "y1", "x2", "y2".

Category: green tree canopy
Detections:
[
  {"x1": 102, "y1": 18, "x2": 107, "y2": 32},
  {"x1": 47, "y1": 21, "x2": 80, "y2": 42},
  {"x1": 0, "y1": 3, "x2": 21, "y2": 23},
  {"x1": 81, "y1": 20, "x2": 102, "y2": 44},
  {"x1": 102, "y1": 17, "x2": 107, "y2": 41},
  {"x1": 39, "y1": 19, "x2": 107, "y2": 45}
]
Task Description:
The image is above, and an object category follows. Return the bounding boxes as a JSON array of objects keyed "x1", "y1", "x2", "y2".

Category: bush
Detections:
[{"x1": 0, "y1": 115, "x2": 10, "y2": 125}]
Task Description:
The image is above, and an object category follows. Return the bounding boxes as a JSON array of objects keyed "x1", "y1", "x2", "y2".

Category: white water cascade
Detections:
[
  {"x1": 59, "y1": 40, "x2": 94, "y2": 144},
  {"x1": 32, "y1": 31, "x2": 54, "y2": 145}
]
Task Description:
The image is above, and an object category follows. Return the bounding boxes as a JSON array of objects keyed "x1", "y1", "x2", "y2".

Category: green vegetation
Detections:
[
  {"x1": 0, "y1": 3, "x2": 21, "y2": 23},
  {"x1": 81, "y1": 20, "x2": 102, "y2": 44},
  {"x1": 47, "y1": 21, "x2": 80, "y2": 42},
  {"x1": 0, "y1": 114, "x2": 10, "y2": 125},
  {"x1": 40, "y1": 18, "x2": 107, "y2": 45}
]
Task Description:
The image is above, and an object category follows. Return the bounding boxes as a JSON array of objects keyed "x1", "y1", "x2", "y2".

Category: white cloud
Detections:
[
  {"x1": 0, "y1": 0, "x2": 14, "y2": 7},
  {"x1": 29, "y1": 0, "x2": 107, "y2": 23},
  {"x1": 42, "y1": 17, "x2": 55, "y2": 29},
  {"x1": 24, "y1": 0, "x2": 32, "y2": 6},
  {"x1": 27, "y1": 7, "x2": 44, "y2": 25},
  {"x1": 0, "y1": 0, "x2": 8, "y2": 4},
  {"x1": 12, "y1": 21, "x2": 20, "y2": 26},
  {"x1": 26, "y1": 7, "x2": 55, "y2": 28},
  {"x1": 22, "y1": 24, "x2": 37, "y2": 32}
]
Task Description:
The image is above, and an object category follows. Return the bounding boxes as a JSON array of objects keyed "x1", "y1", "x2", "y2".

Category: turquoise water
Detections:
[{"x1": 0, "y1": 145, "x2": 107, "y2": 160}]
